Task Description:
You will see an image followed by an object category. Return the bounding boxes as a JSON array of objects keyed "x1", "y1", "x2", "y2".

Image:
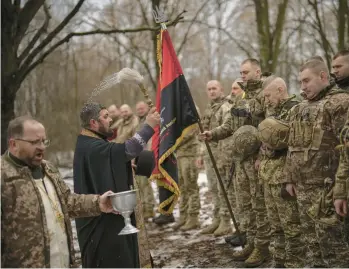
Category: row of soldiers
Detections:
[
  {"x1": 107, "y1": 49, "x2": 349, "y2": 268},
  {"x1": 194, "y1": 50, "x2": 349, "y2": 268}
]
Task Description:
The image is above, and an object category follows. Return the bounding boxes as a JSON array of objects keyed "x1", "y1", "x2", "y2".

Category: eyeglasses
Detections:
[{"x1": 15, "y1": 138, "x2": 50, "y2": 147}]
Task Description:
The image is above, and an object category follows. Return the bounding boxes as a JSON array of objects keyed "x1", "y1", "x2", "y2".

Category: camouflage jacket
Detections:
[
  {"x1": 284, "y1": 85, "x2": 349, "y2": 185},
  {"x1": 333, "y1": 109, "x2": 349, "y2": 199},
  {"x1": 200, "y1": 96, "x2": 226, "y2": 155},
  {"x1": 1, "y1": 155, "x2": 101, "y2": 268},
  {"x1": 112, "y1": 115, "x2": 139, "y2": 143},
  {"x1": 211, "y1": 80, "x2": 265, "y2": 141},
  {"x1": 177, "y1": 106, "x2": 201, "y2": 158},
  {"x1": 259, "y1": 95, "x2": 299, "y2": 185},
  {"x1": 218, "y1": 94, "x2": 240, "y2": 168}
]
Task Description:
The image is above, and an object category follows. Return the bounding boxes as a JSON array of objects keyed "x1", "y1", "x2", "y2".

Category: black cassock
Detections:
[{"x1": 73, "y1": 134, "x2": 139, "y2": 268}]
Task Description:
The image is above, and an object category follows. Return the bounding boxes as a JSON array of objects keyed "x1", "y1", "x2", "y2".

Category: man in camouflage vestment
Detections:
[
  {"x1": 284, "y1": 60, "x2": 349, "y2": 267},
  {"x1": 258, "y1": 76, "x2": 304, "y2": 268},
  {"x1": 1, "y1": 116, "x2": 116, "y2": 268}
]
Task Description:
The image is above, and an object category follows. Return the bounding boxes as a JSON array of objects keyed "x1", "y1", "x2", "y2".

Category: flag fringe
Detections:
[{"x1": 150, "y1": 123, "x2": 199, "y2": 214}]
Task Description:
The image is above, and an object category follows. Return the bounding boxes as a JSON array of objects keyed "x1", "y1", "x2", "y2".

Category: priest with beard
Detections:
[{"x1": 73, "y1": 102, "x2": 160, "y2": 268}]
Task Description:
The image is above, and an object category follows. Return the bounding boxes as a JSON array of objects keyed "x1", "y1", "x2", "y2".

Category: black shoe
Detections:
[
  {"x1": 229, "y1": 233, "x2": 247, "y2": 247},
  {"x1": 153, "y1": 214, "x2": 175, "y2": 225},
  {"x1": 225, "y1": 233, "x2": 239, "y2": 243}
]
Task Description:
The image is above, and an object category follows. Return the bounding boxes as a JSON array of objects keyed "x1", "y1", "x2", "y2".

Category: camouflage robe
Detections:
[
  {"x1": 285, "y1": 85, "x2": 349, "y2": 267},
  {"x1": 1, "y1": 154, "x2": 101, "y2": 268},
  {"x1": 259, "y1": 95, "x2": 304, "y2": 267}
]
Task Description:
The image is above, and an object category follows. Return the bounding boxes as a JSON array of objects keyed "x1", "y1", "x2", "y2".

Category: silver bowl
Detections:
[{"x1": 108, "y1": 189, "x2": 139, "y2": 235}]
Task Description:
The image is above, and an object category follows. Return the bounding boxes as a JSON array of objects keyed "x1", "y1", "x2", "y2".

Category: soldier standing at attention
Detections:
[
  {"x1": 197, "y1": 80, "x2": 227, "y2": 235},
  {"x1": 284, "y1": 60, "x2": 349, "y2": 267},
  {"x1": 200, "y1": 59, "x2": 271, "y2": 267},
  {"x1": 172, "y1": 106, "x2": 201, "y2": 231},
  {"x1": 258, "y1": 76, "x2": 304, "y2": 267}
]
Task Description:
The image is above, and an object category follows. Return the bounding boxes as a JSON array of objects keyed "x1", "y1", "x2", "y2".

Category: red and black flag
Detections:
[{"x1": 151, "y1": 28, "x2": 200, "y2": 214}]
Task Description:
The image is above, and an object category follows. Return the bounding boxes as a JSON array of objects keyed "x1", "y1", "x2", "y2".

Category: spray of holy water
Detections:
[{"x1": 87, "y1": 68, "x2": 145, "y2": 102}]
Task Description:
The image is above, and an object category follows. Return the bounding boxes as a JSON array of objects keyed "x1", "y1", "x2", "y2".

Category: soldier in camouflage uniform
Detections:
[
  {"x1": 333, "y1": 109, "x2": 349, "y2": 240},
  {"x1": 219, "y1": 80, "x2": 245, "y2": 238},
  {"x1": 284, "y1": 60, "x2": 349, "y2": 267},
  {"x1": 173, "y1": 107, "x2": 201, "y2": 231},
  {"x1": 200, "y1": 59, "x2": 271, "y2": 267},
  {"x1": 199, "y1": 80, "x2": 232, "y2": 235},
  {"x1": 1, "y1": 116, "x2": 115, "y2": 268},
  {"x1": 332, "y1": 49, "x2": 349, "y2": 91},
  {"x1": 258, "y1": 76, "x2": 304, "y2": 268},
  {"x1": 112, "y1": 104, "x2": 139, "y2": 143},
  {"x1": 135, "y1": 101, "x2": 156, "y2": 219},
  {"x1": 332, "y1": 49, "x2": 349, "y2": 244}
]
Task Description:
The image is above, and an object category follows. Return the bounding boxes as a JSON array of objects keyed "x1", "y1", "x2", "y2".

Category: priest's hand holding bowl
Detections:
[{"x1": 99, "y1": 190, "x2": 120, "y2": 215}]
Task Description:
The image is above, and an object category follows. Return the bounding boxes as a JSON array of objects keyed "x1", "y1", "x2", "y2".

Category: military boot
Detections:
[
  {"x1": 180, "y1": 215, "x2": 200, "y2": 231},
  {"x1": 232, "y1": 243, "x2": 254, "y2": 261},
  {"x1": 213, "y1": 217, "x2": 232, "y2": 237},
  {"x1": 153, "y1": 213, "x2": 175, "y2": 225},
  {"x1": 244, "y1": 247, "x2": 270, "y2": 268},
  {"x1": 200, "y1": 218, "x2": 220, "y2": 234},
  {"x1": 172, "y1": 214, "x2": 187, "y2": 230},
  {"x1": 228, "y1": 232, "x2": 247, "y2": 247}
]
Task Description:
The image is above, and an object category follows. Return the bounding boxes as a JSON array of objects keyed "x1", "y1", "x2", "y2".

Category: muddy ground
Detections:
[
  {"x1": 145, "y1": 173, "x2": 272, "y2": 268},
  {"x1": 62, "y1": 169, "x2": 271, "y2": 268}
]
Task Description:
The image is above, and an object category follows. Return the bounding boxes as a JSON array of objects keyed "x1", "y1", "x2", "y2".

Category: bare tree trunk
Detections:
[{"x1": 338, "y1": 0, "x2": 349, "y2": 50}]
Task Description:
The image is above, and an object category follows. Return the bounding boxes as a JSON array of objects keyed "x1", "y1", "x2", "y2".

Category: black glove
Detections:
[{"x1": 231, "y1": 107, "x2": 251, "y2": 118}]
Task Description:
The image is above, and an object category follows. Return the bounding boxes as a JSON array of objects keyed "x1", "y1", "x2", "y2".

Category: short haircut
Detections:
[
  {"x1": 241, "y1": 58, "x2": 261, "y2": 68},
  {"x1": 80, "y1": 102, "x2": 106, "y2": 128},
  {"x1": 262, "y1": 75, "x2": 277, "y2": 90},
  {"x1": 300, "y1": 60, "x2": 329, "y2": 75},
  {"x1": 7, "y1": 115, "x2": 39, "y2": 139},
  {"x1": 306, "y1": 55, "x2": 325, "y2": 62},
  {"x1": 333, "y1": 49, "x2": 349, "y2": 60}
]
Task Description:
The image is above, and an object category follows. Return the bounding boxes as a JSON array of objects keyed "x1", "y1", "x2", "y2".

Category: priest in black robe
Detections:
[{"x1": 73, "y1": 102, "x2": 160, "y2": 268}]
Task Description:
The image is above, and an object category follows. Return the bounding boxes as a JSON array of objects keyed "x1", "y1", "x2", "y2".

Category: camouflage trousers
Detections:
[
  {"x1": 296, "y1": 183, "x2": 349, "y2": 267},
  {"x1": 218, "y1": 159, "x2": 243, "y2": 228},
  {"x1": 177, "y1": 156, "x2": 200, "y2": 217},
  {"x1": 235, "y1": 155, "x2": 270, "y2": 247},
  {"x1": 204, "y1": 155, "x2": 220, "y2": 220},
  {"x1": 135, "y1": 175, "x2": 155, "y2": 213},
  {"x1": 264, "y1": 183, "x2": 304, "y2": 267}
]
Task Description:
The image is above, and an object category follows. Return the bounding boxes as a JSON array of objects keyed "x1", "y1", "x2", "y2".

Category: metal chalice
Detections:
[{"x1": 108, "y1": 189, "x2": 139, "y2": 235}]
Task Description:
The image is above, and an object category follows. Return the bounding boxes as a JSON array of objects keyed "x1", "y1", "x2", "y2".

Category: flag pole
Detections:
[
  {"x1": 197, "y1": 122, "x2": 244, "y2": 247},
  {"x1": 152, "y1": 6, "x2": 244, "y2": 247}
]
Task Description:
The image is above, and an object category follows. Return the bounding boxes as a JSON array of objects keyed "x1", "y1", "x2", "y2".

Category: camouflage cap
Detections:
[
  {"x1": 258, "y1": 117, "x2": 289, "y2": 150},
  {"x1": 231, "y1": 125, "x2": 261, "y2": 160}
]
